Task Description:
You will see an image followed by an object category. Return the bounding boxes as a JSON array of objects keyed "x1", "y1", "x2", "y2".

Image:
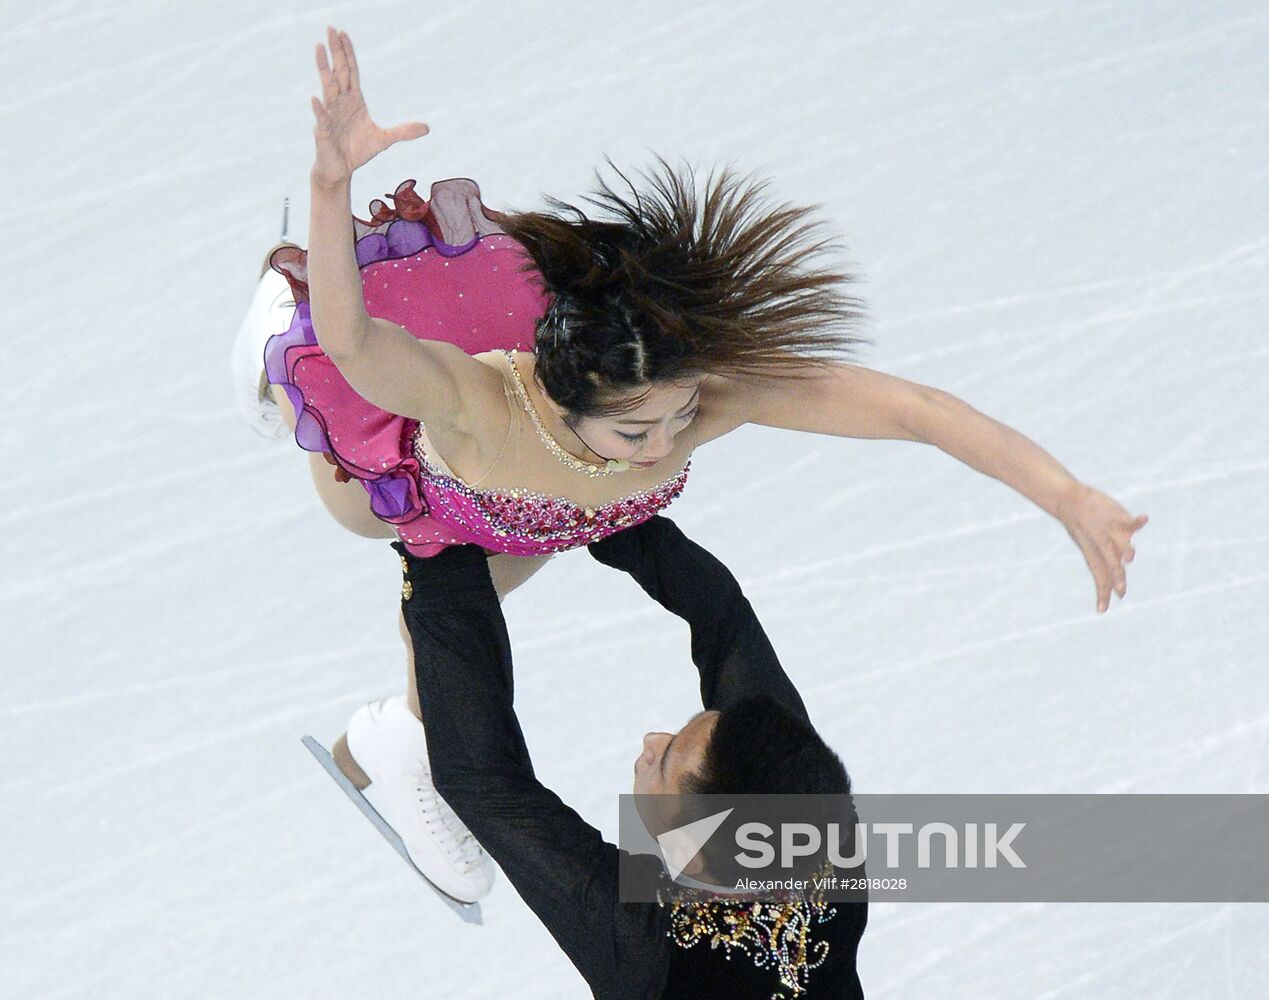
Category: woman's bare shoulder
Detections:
[
  {"x1": 469, "y1": 350, "x2": 521, "y2": 396},
  {"x1": 449, "y1": 350, "x2": 517, "y2": 434},
  {"x1": 692, "y1": 373, "x2": 752, "y2": 445},
  {"x1": 472, "y1": 348, "x2": 517, "y2": 369},
  {"x1": 418, "y1": 349, "x2": 515, "y2": 476}
]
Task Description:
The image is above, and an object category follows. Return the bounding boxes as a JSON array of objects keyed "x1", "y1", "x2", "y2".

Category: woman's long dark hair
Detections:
[{"x1": 500, "y1": 157, "x2": 867, "y2": 416}]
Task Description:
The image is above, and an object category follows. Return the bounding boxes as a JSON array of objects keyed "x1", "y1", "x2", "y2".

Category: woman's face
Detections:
[{"x1": 572, "y1": 378, "x2": 702, "y2": 467}]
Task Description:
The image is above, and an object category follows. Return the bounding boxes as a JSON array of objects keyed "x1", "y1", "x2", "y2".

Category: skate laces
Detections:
[{"x1": 413, "y1": 761, "x2": 485, "y2": 874}]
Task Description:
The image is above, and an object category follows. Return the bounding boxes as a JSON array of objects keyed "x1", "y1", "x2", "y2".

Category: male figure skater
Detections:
[{"x1": 349, "y1": 517, "x2": 867, "y2": 998}]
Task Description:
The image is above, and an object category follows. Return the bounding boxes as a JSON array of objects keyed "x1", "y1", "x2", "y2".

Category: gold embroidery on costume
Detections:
[{"x1": 659, "y1": 871, "x2": 837, "y2": 999}]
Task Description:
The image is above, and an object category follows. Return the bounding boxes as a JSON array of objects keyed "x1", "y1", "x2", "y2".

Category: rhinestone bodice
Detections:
[{"x1": 410, "y1": 426, "x2": 690, "y2": 556}]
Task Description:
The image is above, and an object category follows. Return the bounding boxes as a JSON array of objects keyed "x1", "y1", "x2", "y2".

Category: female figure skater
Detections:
[{"x1": 234, "y1": 29, "x2": 1147, "y2": 902}]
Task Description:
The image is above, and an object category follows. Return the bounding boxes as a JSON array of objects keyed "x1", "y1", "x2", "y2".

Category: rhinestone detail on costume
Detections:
[
  {"x1": 410, "y1": 426, "x2": 689, "y2": 553},
  {"x1": 661, "y1": 885, "x2": 838, "y2": 1000}
]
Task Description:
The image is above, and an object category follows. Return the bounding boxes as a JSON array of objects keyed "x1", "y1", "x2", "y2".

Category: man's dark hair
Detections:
[
  {"x1": 683, "y1": 695, "x2": 851, "y2": 797},
  {"x1": 674, "y1": 696, "x2": 853, "y2": 886}
]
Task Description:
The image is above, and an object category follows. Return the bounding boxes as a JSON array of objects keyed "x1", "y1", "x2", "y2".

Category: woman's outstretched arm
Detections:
[
  {"x1": 700, "y1": 363, "x2": 1148, "y2": 614},
  {"x1": 305, "y1": 27, "x2": 502, "y2": 433}
]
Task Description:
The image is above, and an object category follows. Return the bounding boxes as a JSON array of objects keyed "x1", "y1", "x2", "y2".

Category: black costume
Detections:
[{"x1": 396, "y1": 516, "x2": 867, "y2": 999}]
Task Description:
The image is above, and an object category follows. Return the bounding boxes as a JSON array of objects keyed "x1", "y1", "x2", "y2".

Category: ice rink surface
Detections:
[{"x1": 3, "y1": 1, "x2": 1266, "y2": 996}]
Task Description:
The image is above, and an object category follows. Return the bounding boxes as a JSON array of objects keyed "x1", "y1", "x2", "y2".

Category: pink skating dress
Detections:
[{"x1": 264, "y1": 178, "x2": 690, "y2": 557}]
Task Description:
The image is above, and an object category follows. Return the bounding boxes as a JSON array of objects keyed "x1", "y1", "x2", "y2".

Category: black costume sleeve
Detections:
[
  {"x1": 588, "y1": 516, "x2": 810, "y2": 724},
  {"x1": 393, "y1": 542, "x2": 664, "y2": 1000}
]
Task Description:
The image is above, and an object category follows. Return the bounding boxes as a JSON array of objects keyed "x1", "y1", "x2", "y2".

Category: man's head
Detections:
[
  {"x1": 633, "y1": 696, "x2": 852, "y2": 884},
  {"x1": 633, "y1": 696, "x2": 850, "y2": 797}
]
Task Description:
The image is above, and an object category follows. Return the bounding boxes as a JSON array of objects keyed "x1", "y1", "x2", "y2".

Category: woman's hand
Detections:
[
  {"x1": 310, "y1": 27, "x2": 429, "y2": 188},
  {"x1": 1056, "y1": 483, "x2": 1148, "y2": 613}
]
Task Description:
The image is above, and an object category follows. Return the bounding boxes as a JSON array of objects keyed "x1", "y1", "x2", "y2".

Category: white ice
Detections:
[{"x1": 2, "y1": 0, "x2": 1267, "y2": 997}]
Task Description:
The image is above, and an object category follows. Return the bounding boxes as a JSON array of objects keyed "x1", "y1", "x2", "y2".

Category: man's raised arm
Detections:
[
  {"x1": 395, "y1": 543, "x2": 658, "y2": 994},
  {"x1": 588, "y1": 517, "x2": 810, "y2": 724}
]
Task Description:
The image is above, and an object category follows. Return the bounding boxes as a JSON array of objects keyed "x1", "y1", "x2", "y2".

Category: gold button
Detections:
[
  {"x1": 400, "y1": 554, "x2": 412, "y2": 600},
  {"x1": 584, "y1": 507, "x2": 596, "y2": 520}
]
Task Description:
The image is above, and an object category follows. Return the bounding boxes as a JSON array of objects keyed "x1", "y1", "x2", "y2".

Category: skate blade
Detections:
[{"x1": 302, "y1": 735, "x2": 483, "y2": 924}]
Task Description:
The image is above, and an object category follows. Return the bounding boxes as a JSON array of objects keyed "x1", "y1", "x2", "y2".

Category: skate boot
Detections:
[
  {"x1": 341, "y1": 696, "x2": 495, "y2": 903},
  {"x1": 231, "y1": 245, "x2": 297, "y2": 440}
]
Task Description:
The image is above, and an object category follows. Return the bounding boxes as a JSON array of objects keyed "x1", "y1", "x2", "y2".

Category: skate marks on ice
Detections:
[{"x1": 301, "y1": 736, "x2": 482, "y2": 925}]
